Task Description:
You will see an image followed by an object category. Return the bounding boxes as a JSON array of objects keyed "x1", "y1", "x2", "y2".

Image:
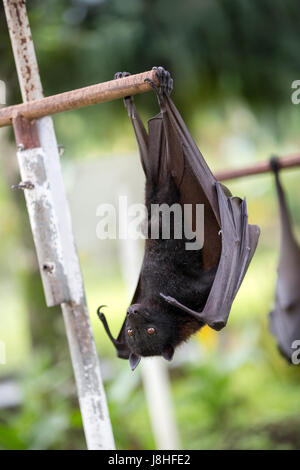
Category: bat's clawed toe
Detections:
[
  {"x1": 114, "y1": 71, "x2": 134, "y2": 105},
  {"x1": 114, "y1": 71, "x2": 131, "y2": 80},
  {"x1": 152, "y1": 66, "x2": 173, "y2": 96}
]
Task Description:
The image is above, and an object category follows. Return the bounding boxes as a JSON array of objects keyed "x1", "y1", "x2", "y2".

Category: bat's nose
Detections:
[{"x1": 127, "y1": 305, "x2": 139, "y2": 316}]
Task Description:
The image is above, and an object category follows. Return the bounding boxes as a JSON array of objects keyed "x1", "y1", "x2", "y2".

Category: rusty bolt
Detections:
[
  {"x1": 58, "y1": 144, "x2": 65, "y2": 157},
  {"x1": 11, "y1": 181, "x2": 34, "y2": 190},
  {"x1": 42, "y1": 263, "x2": 55, "y2": 274}
]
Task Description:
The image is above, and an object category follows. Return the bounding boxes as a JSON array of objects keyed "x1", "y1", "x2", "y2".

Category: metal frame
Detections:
[{"x1": 215, "y1": 153, "x2": 300, "y2": 181}]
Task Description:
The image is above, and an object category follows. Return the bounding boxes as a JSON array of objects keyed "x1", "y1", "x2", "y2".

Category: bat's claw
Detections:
[
  {"x1": 114, "y1": 71, "x2": 131, "y2": 80},
  {"x1": 144, "y1": 78, "x2": 161, "y2": 102},
  {"x1": 114, "y1": 72, "x2": 133, "y2": 103},
  {"x1": 145, "y1": 66, "x2": 173, "y2": 100},
  {"x1": 152, "y1": 66, "x2": 173, "y2": 95}
]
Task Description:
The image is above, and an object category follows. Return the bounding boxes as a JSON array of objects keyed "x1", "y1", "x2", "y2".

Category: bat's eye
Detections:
[
  {"x1": 147, "y1": 327, "x2": 156, "y2": 335},
  {"x1": 127, "y1": 329, "x2": 134, "y2": 337}
]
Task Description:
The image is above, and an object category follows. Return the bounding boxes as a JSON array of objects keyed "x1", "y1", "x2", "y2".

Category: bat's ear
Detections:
[
  {"x1": 129, "y1": 352, "x2": 141, "y2": 371},
  {"x1": 162, "y1": 345, "x2": 174, "y2": 362}
]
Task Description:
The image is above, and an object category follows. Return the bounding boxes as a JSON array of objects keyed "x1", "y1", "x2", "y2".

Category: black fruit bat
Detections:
[
  {"x1": 269, "y1": 157, "x2": 300, "y2": 363},
  {"x1": 98, "y1": 67, "x2": 260, "y2": 370}
]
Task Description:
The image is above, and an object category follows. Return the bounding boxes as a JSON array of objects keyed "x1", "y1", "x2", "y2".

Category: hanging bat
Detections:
[
  {"x1": 97, "y1": 67, "x2": 260, "y2": 370},
  {"x1": 269, "y1": 157, "x2": 300, "y2": 362}
]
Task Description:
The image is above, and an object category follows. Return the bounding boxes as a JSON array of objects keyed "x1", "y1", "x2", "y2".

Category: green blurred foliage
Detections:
[
  {"x1": 0, "y1": 352, "x2": 85, "y2": 450},
  {"x1": 0, "y1": 0, "x2": 300, "y2": 451}
]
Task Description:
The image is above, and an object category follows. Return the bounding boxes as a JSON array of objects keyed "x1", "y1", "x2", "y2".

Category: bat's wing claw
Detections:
[
  {"x1": 159, "y1": 293, "x2": 176, "y2": 305},
  {"x1": 96, "y1": 305, "x2": 107, "y2": 319}
]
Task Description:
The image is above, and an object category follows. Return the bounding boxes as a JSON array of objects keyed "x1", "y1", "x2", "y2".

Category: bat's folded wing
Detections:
[
  {"x1": 162, "y1": 95, "x2": 260, "y2": 329},
  {"x1": 201, "y1": 184, "x2": 260, "y2": 329}
]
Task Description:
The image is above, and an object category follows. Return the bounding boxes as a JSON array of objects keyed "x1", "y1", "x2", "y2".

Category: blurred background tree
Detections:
[
  {"x1": 0, "y1": 0, "x2": 300, "y2": 450},
  {"x1": 1, "y1": 0, "x2": 300, "y2": 155}
]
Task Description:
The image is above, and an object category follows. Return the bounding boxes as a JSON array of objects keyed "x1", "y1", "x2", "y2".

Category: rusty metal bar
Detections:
[
  {"x1": 3, "y1": 0, "x2": 115, "y2": 450},
  {"x1": 215, "y1": 154, "x2": 300, "y2": 182},
  {"x1": 0, "y1": 70, "x2": 158, "y2": 127}
]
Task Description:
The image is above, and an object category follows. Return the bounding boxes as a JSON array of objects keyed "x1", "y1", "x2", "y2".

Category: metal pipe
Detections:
[
  {"x1": 0, "y1": 70, "x2": 158, "y2": 127},
  {"x1": 215, "y1": 154, "x2": 300, "y2": 182}
]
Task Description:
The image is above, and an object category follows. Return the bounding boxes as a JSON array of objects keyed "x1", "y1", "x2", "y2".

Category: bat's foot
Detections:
[
  {"x1": 114, "y1": 71, "x2": 133, "y2": 103},
  {"x1": 152, "y1": 66, "x2": 173, "y2": 95},
  {"x1": 114, "y1": 71, "x2": 131, "y2": 80},
  {"x1": 145, "y1": 66, "x2": 173, "y2": 100}
]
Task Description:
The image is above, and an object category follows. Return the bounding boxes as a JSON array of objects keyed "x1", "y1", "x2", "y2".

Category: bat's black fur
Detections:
[{"x1": 124, "y1": 173, "x2": 216, "y2": 360}]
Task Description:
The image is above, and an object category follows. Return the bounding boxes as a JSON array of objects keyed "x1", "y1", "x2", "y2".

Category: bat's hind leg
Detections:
[
  {"x1": 114, "y1": 71, "x2": 134, "y2": 107},
  {"x1": 153, "y1": 66, "x2": 173, "y2": 95},
  {"x1": 145, "y1": 66, "x2": 173, "y2": 100}
]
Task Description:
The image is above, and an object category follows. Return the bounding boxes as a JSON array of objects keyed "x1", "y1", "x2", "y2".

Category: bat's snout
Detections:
[{"x1": 127, "y1": 304, "x2": 139, "y2": 317}]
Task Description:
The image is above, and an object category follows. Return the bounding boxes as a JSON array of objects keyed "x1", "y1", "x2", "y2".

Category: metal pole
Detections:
[
  {"x1": 215, "y1": 153, "x2": 300, "y2": 182},
  {"x1": 0, "y1": 70, "x2": 159, "y2": 127},
  {"x1": 3, "y1": 0, "x2": 115, "y2": 450}
]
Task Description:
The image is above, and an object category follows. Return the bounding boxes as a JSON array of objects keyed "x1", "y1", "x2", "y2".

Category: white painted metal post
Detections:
[{"x1": 3, "y1": 0, "x2": 115, "y2": 450}]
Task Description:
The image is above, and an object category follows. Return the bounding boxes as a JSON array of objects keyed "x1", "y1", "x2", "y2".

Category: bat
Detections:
[
  {"x1": 97, "y1": 67, "x2": 260, "y2": 370},
  {"x1": 269, "y1": 157, "x2": 300, "y2": 362}
]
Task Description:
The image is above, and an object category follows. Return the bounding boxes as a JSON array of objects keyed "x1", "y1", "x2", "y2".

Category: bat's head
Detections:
[{"x1": 125, "y1": 303, "x2": 176, "y2": 370}]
